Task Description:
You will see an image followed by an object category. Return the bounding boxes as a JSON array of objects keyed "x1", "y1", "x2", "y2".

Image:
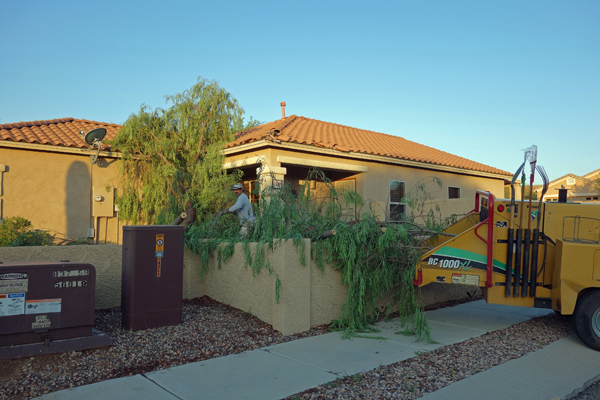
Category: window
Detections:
[
  {"x1": 448, "y1": 187, "x2": 461, "y2": 199},
  {"x1": 389, "y1": 181, "x2": 405, "y2": 221}
]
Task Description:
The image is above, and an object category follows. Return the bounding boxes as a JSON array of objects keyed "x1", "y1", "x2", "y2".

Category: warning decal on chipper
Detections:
[
  {"x1": 452, "y1": 273, "x2": 480, "y2": 286},
  {"x1": 0, "y1": 273, "x2": 28, "y2": 294}
]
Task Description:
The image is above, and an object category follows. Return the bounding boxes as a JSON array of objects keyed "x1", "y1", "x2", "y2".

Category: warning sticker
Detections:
[
  {"x1": 0, "y1": 292, "x2": 25, "y2": 316},
  {"x1": 0, "y1": 273, "x2": 28, "y2": 280},
  {"x1": 25, "y1": 299, "x2": 62, "y2": 314},
  {"x1": 0, "y1": 273, "x2": 28, "y2": 294},
  {"x1": 156, "y1": 234, "x2": 165, "y2": 258},
  {"x1": 452, "y1": 273, "x2": 480, "y2": 286},
  {"x1": 0, "y1": 278, "x2": 28, "y2": 294}
]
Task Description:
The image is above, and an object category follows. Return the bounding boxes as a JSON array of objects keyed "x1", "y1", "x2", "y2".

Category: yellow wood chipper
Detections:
[{"x1": 413, "y1": 155, "x2": 600, "y2": 350}]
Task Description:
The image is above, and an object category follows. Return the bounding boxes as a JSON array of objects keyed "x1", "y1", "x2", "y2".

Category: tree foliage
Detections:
[
  {"x1": 109, "y1": 78, "x2": 259, "y2": 227},
  {"x1": 0, "y1": 216, "x2": 53, "y2": 247},
  {"x1": 186, "y1": 169, "x2": 456, "y2": 340}
]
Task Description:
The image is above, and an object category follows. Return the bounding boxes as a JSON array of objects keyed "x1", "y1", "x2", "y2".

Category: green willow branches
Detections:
[{"x1": 186, "y1": 169, "x2": 455, "y2": 341}]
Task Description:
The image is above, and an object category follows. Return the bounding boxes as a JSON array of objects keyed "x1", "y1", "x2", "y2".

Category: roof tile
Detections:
[
  {"x1": 227, "y1": 115, "x2": 510, "y2": 176},
  {"x1": 1, "y1": 115, "x2": 510, "y2": 176},
  {"x1": 0, "y1": 118, "x2": 120, "y2": 150}
]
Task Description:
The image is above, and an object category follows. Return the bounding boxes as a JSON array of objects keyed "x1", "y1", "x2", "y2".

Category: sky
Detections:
[{"x1": 1, "y1": 0, "x2": 598, "y2": 182}]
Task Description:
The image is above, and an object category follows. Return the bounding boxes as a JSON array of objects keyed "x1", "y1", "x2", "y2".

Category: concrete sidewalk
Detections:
[{"x1": 38, "y1": 301, "x2": 600, "y2": 400}]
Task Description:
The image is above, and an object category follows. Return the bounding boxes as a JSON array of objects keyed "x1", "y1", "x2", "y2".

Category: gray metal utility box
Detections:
[
  {"x1": 0, "y1": 262, "x2": 96, "y2": 347},
  {"x1": 121, "y1": 225, "x2": 184, "y2": 331}
]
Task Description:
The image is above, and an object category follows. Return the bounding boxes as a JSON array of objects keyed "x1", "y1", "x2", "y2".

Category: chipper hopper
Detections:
[{"x1": 413, "y1": 158, "x2": 600, "y2": 351}]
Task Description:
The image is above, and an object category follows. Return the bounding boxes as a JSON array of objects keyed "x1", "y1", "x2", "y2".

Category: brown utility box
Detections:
[
  {"x1": 121, "y1": 225, "x2": 184, "y2": 331},
  {"x1": 0, "y1": 262, "x2": 95, "y2": 347}
]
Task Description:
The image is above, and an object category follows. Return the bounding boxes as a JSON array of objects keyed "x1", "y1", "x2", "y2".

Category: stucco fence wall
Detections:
[{"x1": 0, "y1": 241, "x2": 479, "y2": 335}]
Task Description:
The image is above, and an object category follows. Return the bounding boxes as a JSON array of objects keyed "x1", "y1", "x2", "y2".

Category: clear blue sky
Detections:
[{"x1": 1, "y1": 0, "x2": 598, "y2": 182}]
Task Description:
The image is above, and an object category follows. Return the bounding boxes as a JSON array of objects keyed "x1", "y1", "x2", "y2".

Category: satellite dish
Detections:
[
  {"x1": 84, "y1": 128, "x2": 106, "y2": 146},
  {"x1": 82, "y1": 128, "x2": 107, "y2": 165}
]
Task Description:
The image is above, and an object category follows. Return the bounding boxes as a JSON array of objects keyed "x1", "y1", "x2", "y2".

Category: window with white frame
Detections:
[
  {"x1": 448, "y1": 186, "x2": 461, "y2": 199},
  {"x1": 389, "y1": 180, "x2": 405, "y2": 221}
]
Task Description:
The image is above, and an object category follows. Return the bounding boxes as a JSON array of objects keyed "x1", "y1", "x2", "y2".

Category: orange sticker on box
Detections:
[{"x1": 156, "y1": 234, "x2": 164, "y2": 258}]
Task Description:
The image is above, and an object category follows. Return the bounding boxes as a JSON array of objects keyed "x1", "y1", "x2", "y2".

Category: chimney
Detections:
[{"x1": 280, "y1": 102, "x2": 286, "y2": 119}]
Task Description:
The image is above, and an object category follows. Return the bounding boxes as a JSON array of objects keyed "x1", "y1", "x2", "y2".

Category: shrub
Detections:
[{"x1": 0, "y1": 216, "x2": 54, "y2": 247}]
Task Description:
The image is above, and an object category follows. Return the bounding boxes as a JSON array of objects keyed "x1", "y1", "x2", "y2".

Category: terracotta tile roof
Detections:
[
  {"x1": 228, "y1": 115, "x2": 511, "y2": 176},
  {"x1": 1, "y1": 116, "x2": 511, "y2": 177},
  {"x1": 0, "y1": 118, "x2": 120, "y2": 151}
]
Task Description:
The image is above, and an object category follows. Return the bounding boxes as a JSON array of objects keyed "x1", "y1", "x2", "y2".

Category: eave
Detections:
[
  {"x1": 0, "y1": 140, "x2": 122, "y2": 159},
  {"x1": 223, "y1": 140, "x2": 511, "y2": 181}
]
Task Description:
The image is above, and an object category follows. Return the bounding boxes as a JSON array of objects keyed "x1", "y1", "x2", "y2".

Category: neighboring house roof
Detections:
[
  {"x1": 533, "y1": 168, "x2": 599, "y2": 198},
  {"x1": 582, "y1": 169, "x2": 600, "y2": 180},
  {"x1": 227, "y1": 115, "x2": 511, "y2": 177},
  {"x1": 0, "y1": 118, "x2": 120, "y2": 151},
  {"x1": 1, "y1": 116, "x2": 511, "y2": 178}
]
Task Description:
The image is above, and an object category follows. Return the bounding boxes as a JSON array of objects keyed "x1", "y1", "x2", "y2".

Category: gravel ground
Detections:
[
  {"x1": 571, "y1": 379, "x2": 600, "y2": 400},
  {"x1": 0, "y1": 296, "x2": 588, "y2": 400},
  {"x1": 285, "y1": 313, "x2": 575, "y2": 400},
  {"x1": 0, "y1": 296, "x2": 329, "y2": 400}
]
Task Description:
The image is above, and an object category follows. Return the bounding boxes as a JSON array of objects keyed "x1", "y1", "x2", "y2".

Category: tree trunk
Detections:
[{"x1": 171, "y1": 201, "x2": 196, "y2": 231}]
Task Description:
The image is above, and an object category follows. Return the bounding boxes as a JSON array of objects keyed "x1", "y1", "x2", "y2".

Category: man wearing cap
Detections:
[{"x1": 229, "y1": 183, "x2": 255, "y2": 236}]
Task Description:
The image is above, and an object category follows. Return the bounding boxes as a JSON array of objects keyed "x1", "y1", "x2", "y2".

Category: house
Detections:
[
  {"x1": 0, "y1": 118, "x2": 122, "y2": 243},
  {"x1": 533, "y1": 169, "x2": 600, "y2": 203},
  {"x1": 0, "y1": 112, "x2": 511, "y2": 243},
  {"x1": 222, "y1": 109, "x2": 511, "y2": 222}
]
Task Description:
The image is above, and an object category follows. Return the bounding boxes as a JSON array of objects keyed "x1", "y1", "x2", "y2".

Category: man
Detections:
[{"x1": 228, "y1": 183, "x2": 255, "y2": 236}]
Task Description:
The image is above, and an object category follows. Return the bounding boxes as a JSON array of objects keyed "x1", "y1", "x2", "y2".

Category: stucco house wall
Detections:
[
  {"x1": 0, "y1": 147, "x2": 122, "y2": 244},
  {"x1": 223, "y1": 146, "x2": 506, "y2": 221},
  {"x1": 0, "y1": 119, "x2": 123, "y2": 244}
]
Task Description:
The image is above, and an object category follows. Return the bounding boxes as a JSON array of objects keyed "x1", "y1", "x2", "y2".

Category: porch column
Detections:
[{"x1": 257, "y1": 164, "x2": 287, "y2": 200}]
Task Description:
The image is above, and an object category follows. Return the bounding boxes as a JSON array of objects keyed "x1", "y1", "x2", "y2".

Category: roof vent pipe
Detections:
[{"x1": 280, "y1": 102, "x2": 286, "y2": 119}]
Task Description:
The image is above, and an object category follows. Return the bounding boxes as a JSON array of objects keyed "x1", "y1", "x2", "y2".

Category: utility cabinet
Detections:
[
  {"x1": 121, "y1": 225, "x2": 185, "y2": 331},
  {"x1": 0, "y1": 262, "x2": 95, "y2": 347}
]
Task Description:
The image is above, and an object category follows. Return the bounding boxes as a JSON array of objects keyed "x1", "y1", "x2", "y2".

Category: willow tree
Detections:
[{"x1": 110, "y1": 78, "x2": 256, "y2": 228}]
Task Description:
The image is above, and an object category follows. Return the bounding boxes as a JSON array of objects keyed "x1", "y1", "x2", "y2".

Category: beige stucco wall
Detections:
[
  {"x1": 223, "y1": 147, "x2": 506, "y2": 221},
  {"x1": 183, "y1": 242, "x2": 278, "y2": 327},
  {"x1": 0, "y1": 242, "x2": 481, "y2": 335},
  {"x1": 0, "y1": 147, "x2": 122, "y2": 244}
]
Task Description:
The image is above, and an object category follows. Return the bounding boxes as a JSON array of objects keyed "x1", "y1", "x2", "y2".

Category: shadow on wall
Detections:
[{"x1": 66, "y1": 161, "x2": 90, "y2": 241}]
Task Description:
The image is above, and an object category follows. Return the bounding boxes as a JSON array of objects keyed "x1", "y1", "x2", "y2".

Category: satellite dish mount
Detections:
[{"x1": 82, "y1": 128, "x2": 107, "y2": 165}]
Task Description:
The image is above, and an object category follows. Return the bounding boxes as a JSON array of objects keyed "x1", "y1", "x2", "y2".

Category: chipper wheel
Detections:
[{"x1": 574, "y1": 290, "x2": 600, "y2": 351}]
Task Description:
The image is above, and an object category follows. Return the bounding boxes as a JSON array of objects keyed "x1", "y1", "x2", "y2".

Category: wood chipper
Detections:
[{"x1": 413, "y1": 148, "x2": 600, "y2": 351}]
